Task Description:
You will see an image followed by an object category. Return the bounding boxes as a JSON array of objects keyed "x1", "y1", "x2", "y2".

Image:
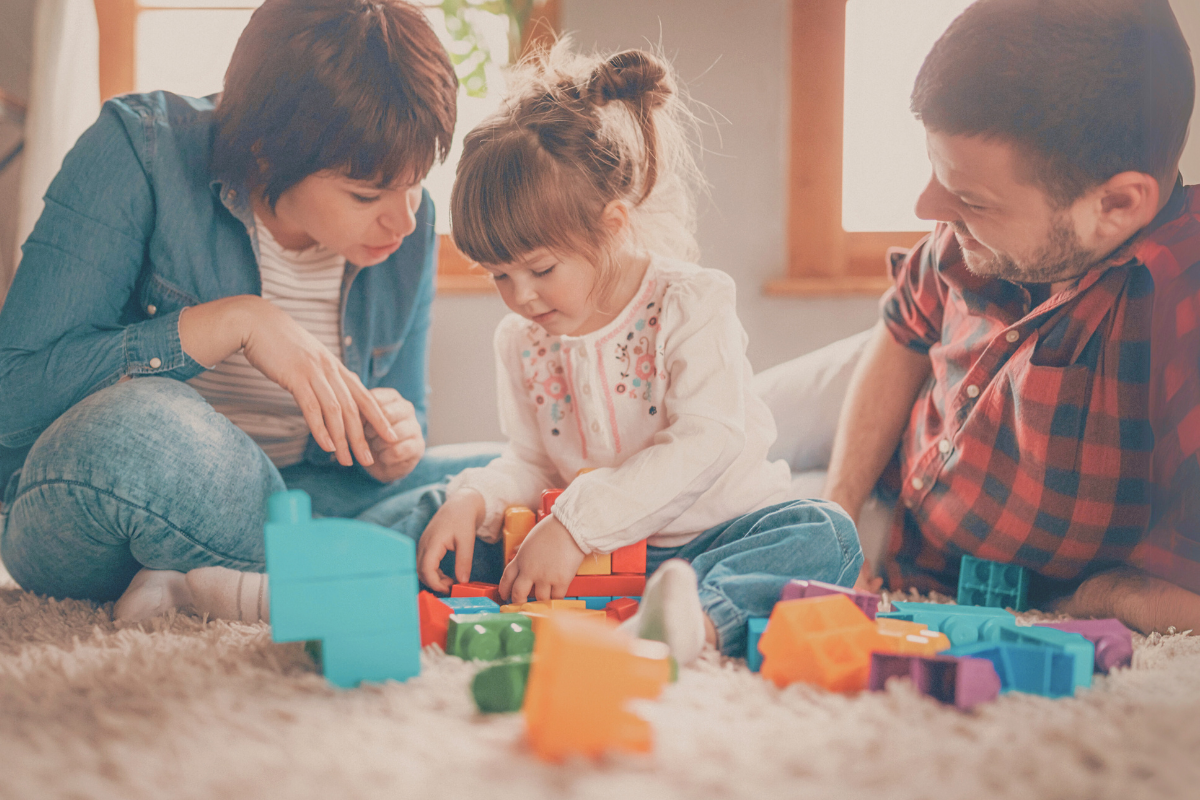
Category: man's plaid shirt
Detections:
[{"x1": 880, "y1": 178, "x2": 1200, "y2": 601}]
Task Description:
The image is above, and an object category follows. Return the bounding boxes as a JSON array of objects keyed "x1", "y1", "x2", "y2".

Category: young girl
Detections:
[{"x1": 416, "y1": 44, "x2": 864, "y2": 665}]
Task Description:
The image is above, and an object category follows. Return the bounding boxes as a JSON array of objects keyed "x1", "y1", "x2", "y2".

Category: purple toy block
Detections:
[
  {"x1": 1034, "y1": 618, "x2": 1133, "y2": 673},
  {"x1": 868, "y1": 652, "x2": 1001, "y2": 710},
  {"x1": 780, "y1": 579, "x2": 881, "y2": 619}
]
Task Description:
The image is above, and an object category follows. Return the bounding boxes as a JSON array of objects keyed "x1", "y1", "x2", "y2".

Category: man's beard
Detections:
[{"x1": 953, "y1": 217, "x2": 1097, "y2": 284}]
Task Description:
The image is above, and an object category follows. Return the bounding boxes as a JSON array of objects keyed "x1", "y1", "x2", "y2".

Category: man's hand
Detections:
[
  {"x1": 416, "y1": 490, "x2": 485, "y2": 593},
  {"x1": 499, "y1": 515, "x2": 587, "y2": 604},
  {"x1": 1054, "y1": 566, "x2": 1200, "y2": 635},
  {"x1": 360, "y1": 387, "x2": 425, "y2": 484}
]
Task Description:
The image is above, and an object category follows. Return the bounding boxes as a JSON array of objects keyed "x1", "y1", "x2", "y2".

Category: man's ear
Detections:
[{"x1": 1091, "y1": 171, "x2": 1161, "y2": 242}]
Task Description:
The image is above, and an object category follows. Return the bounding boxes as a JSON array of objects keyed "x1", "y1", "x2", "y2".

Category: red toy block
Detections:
[
  {"x1": 539, "y1": 488, "x2": 563, "y2": 520},
  {"x1": 418, "y1": 591, "x2": 454, "y2": 649},
  {"x1": 566, "y1": 574, "x2": 646, "y2": 598},
  {"x1": 612, "y1": 540, "x2": 647, "y2": 574},
  {"x1": 451, "y1": 582, "x2": 503, "y2": 603},
  {"x1": 606, "y1": 597, "x2": 639, "y2": 622}
]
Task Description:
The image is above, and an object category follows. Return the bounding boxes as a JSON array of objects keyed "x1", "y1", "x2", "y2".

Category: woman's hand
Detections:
[
  {"x1": 360, "y1": 387, "x2": 425, "y2": 483},
  {"x1": 417, "y1": 490, "x2": 486, "y2": 593},
  {"x1": 499, "y1": 515, "x2": 587, "y2": 604},
  {"x1": 181, "y1": 295, "x2": 398, "y2": 467}
]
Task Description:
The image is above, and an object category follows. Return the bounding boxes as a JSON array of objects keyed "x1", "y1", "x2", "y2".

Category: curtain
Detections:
[{"x1": 8, "y1": 0, "x2": 100, "y2": 299}]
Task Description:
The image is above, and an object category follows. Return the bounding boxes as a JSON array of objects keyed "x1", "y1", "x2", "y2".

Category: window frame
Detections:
[
  {"x1": 764, "y1": 0, "x2": 927, "y2": 297},
  {"x1": 92, "y1": 0, "x2": 560, "y2": 294}
]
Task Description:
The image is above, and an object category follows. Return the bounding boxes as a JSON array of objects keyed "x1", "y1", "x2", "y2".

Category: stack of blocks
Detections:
[{"x1": 264, "y1": 490, "x2": 421, "y2": 689}]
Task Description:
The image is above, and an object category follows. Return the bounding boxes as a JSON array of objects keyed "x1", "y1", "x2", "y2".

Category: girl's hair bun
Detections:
[{"x1": 585, "y1": 50, "x2": 672, "y2": 110}]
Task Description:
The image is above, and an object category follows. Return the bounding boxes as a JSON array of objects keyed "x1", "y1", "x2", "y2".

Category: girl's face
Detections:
[
  {"x1": 485, "y1": 248, "x2": 612, "y2": 337},
  {"x1": 258, "y1": 171, "x2": 424, "y2": 266}
]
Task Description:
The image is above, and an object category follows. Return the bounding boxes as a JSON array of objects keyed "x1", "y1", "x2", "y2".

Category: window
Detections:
[
  {"x1": 767, "y1": 0, "x2": 970, "y2": 296},
  {"x1": 94, "y1": 0, "x2": 559, "y2": 293}
]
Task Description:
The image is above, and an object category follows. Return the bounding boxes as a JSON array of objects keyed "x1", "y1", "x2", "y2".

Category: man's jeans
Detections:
[{"x1": 0, "y1": 377, "x2": 501, "y2": 602}]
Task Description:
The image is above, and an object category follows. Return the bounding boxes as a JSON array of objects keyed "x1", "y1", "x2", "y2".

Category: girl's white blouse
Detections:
[{"x1": 447, "y1": 256, "x2": 793, "y2": 554}]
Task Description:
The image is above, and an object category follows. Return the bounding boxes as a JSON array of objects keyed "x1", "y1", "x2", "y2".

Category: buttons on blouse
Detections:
[
  {"x1": 911, "y1": 476, "x2": 925, "y2": 491},
  {"x1": 146, "y1": 304, "x2": 157, "y2": 316},
  {"x1": 1004, "y1": 330, "x2": 1020, "y2": 344},
  {"x1": 149, "y1": 357, "x2": 162, "y2": 369},
  {"x1": 966, "y1": 384, "x2": 980, "y2": 399},
  {"x1": 938, "y1": 439, "x2": 952, "y2": 454},
  {"x1": 582, "y1": 384, "x2": 592, "y2": 396},
  {"x1": 343, "y1": 336, "x2": 353, "y2": 347},
  {"x1": 591, "y1": 421, "x2": 600, "y2": 433}
]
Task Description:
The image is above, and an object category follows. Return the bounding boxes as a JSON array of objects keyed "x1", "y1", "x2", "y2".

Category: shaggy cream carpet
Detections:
[{"x1": 2, "y1": 564, "x2": 1199, "y2": 800}]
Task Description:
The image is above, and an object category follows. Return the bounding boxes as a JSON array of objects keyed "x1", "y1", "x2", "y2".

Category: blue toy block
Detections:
[
  {"x1": 991, "y1": 626, "x2": 1093, "y2": 690},
  {"x1": 957, "y1": 555, "x2": 1030, "y2": 611},
  {"x1": 264, "y1": 490, "x2": 421, "y2": 688},
  {"x1": 442, "y1": 597, "x2": 501, "y2": 615},
  {"x1": 878, "y1": 601, "x2": 1016, "y2": 647},
  {"x1": 947, "y1": 642, "x2": 1077, "y2": 698},
  {"x1": 567, "y1": 596, "x2": 614, "y2": 610},
  {"x1": 746, "y1": 617, "x2": 768, "y2": 672}
]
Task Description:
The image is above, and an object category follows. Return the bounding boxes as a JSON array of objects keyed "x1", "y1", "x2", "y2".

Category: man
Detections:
[{"x1": 824, "y1": 0, "x2": 1200, "y2": 634}]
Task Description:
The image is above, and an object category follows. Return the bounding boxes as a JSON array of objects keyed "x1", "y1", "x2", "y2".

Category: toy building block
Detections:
[
  {"x1": 567, "y1": 574, "x2": 646, "y2": 598},
  {"x1": 758, "y1": 595, "x2": 886, "y2": 692},
  {"x1": 502, "y1": 507, "x2": 536, "y2": 565},
  {"x1": 501, "y1": 599, "x2": 587, "y2": 614},
  {"x1": 780, "y1": 579, "x2": 881, "y2": 619},
  {"x1": 523, "y1": 614, "x2": 671, "y2": 761},
  {"x1": 957, "y1": 555, "x2": 1030, "y2": 611},
  {"x1": 418, "y1": 591, "x2": 454, "y2": 649},
  {"x1": 875, "y1": 618, "x2": 953, "y2": 656},
  {"x1": 472, "y1": 655, "x2": 533, "y2": 714},
  {"x1": 1035, "y1": 618, "x2": 1133, "y2": 673},
  {"x1": 451, "y1": 582, "x2": 503, "y2": 602},
  {"x1": 746, "y1": 617, "x2": 768, "y2": 672},
  {"x1": 577, "y1": 551, "x2": 612, "y2": 575},
  {"x1": 868, "y1": 652, "x2": 1001, "y2": 710},
  {"x1": 612, "y1": 540, "x2": 648, "y2": 574},
  {"x1": 539, "y1": 488, "x2": 563, "y2": 520},
  {"x1": 569, "y1": 596, "x2": 614, "y2": 610},
  {"x1": 446, "y1": 613, "x2": 535, "y2": 661},
  {"x1": 990, "y1": 625, "x2": 1093, "y2": 690},
  {"x1": 442, "y1": 596, "x2": 501, "y2": 615},
  {"x1": 877, "y1": 601, "x2": 1016, "y2": 647},
  {"x1": 606, "y1": 597, "x2": 639, "y2": 623},
  {"x1": 947, "y1": 642, "x2": 1077, "y2": 698},
  {"x1": 264, "y1": 490, "x2": 420, "y2": 688}
]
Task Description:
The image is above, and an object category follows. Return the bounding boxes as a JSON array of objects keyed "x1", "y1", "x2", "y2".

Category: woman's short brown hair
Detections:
[{"x1": 212, "y1": 0, "x2": 458, "y2": 206}]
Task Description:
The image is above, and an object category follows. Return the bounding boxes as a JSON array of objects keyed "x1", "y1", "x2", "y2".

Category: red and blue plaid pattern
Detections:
[{"x1": 880, "y1": 180, "x2": 1200, "y2": 601}]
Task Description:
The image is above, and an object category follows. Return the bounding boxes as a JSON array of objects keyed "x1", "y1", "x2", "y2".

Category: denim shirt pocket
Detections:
[
  {"x1": 370, "y1": 339, "x2": 405, "y2": 379},
  {"x1": 137, "y1": 273, "x2": 199, "y2": 320}
]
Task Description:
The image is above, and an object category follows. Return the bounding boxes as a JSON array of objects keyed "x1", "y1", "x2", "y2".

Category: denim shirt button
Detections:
[
  {"x1": 149, "y1": 357, "x2": 162, "y2": 369},
  {"x1": 146, "y1": 304, "x2": 157, "y2": 316}
]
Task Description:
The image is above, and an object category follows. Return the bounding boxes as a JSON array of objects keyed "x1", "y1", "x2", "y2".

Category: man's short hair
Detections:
[
  {"x1": 912, "y1": 0, "x2": 1195, "y2": 205},
  {"x1": 212, "y1": 0, "x2": 458, "y2": 206}
]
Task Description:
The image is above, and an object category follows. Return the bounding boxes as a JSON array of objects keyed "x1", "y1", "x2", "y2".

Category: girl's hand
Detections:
[
  {"x1": 360, "y1": 387, "x2": 425, "y2": 483},
  {"x1": 237, "y1": 297, "x2": 398, "y2": 467},
  {"x1": 417, "y1": 490, "x2": 486, "y2": 593},
  {"x1": 499, "y1": 515, "x2": 587, "y2": 604}
]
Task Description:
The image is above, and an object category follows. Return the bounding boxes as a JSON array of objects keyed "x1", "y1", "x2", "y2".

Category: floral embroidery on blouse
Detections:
[
  {"x1": 520, "y1": 323, "x2": 573, "y2": 436},
  {"x1": 614, "y1": 300, "x2": 660, "y2": 414}
]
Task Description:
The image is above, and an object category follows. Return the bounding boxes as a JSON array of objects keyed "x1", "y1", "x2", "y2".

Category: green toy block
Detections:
[
  {"x1": 878, "y1": 601, "x2": 1016, "y2": 647},
  {"x1": 264, "y1": 490, "x2": 421, "y2": 688},
  {"x1": 446, "y1": 613, "x2": 535, "y2": 661},
  {"x1": 957, "y1": 555, "x2": 1030, "y2": 611},
  {"x1": 471, "y1": 655, "x2": 533, "y2": 713}
]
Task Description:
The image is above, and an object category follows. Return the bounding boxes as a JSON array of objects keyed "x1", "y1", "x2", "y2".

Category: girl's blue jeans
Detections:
[{"x1": 0, "y1": 378, "x2": 502, "y2": 603}]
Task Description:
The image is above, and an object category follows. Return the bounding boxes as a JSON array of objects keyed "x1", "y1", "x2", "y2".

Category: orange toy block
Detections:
[
  {"x1": 566, "y1": 574, "x2": 646, "y2": 597},
  {"x1": 523, "y1": 614, "x2": 671, "y2": 761},
  {"x1": 451, "y1": 582, "x2": 503, "y2": 603},
  {"x1": 759, "y1": 595, "x2": 886, "y2": 692},
  {"x1": 606, "y1": 597, "x2": 639, "y2": 622},
  {"x1": 503, "y1": 507, "x2": 536, "y2": 565},
  {"x1": 875, "y1": 618, "x2": 952, "y2": 656},
  {"x1": 418, "y1": 591, "x2": 454, "y2": 649},
  {"x1": 612, "y1": 540, "x2": 647, "y2": 574},
  {"x1": 576, "y1": 551, "x2": 612, "y2": 575}
]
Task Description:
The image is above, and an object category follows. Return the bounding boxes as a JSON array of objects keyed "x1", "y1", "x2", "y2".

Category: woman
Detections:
[{"x1": 0, "y1": 0, "x2": 498, "y2": 619}]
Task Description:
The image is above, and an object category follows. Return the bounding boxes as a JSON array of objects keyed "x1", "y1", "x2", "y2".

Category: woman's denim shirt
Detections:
[{"x1": 0, "y1": 92, "x2": 439, "y2": 491}]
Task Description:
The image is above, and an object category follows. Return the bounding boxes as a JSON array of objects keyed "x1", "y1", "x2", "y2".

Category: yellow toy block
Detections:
[
  {"x1": 576, "y1": 551, "x2": 612, "y2": 575},
  {"x1": 875, "y1": 618, "x2": 952, "y2": 656},
  {"x1": 501, "y1": 599, "x2": 587, "y2": 614},
  {"x1": 503, "y1": 507, "x2": 536, "y2": 565}
]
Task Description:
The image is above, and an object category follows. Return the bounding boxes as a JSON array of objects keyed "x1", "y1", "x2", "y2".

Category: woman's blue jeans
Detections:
[{"x1": 0, "y1": 378, "x2": 501, "y2": 603}]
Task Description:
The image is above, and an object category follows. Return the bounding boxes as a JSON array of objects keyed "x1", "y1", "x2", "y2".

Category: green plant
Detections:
[{"x1": 436, "y1": 0, "x2": 545, "y2": 97}]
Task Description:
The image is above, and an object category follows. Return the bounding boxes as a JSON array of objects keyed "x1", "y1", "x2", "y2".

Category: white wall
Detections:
[{"x1": 0, "y1": 0, "x2": 35, "y2": 297}]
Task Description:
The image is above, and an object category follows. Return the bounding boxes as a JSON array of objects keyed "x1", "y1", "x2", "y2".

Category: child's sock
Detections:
[
  {"x1": 618, "y1": 558, "x2": 707, "y2": 666},
  {"x1": 185, "y1": 566, "x2": 270, "y2": 624},
  {"x1": 113, "y1": 568, "x2": 194, "y2": 622}
]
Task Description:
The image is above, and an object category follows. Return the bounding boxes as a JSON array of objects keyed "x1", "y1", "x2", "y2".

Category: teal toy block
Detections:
[
  {"x1": 446, "y1": 613, "x2": 535, "y2": 661},
  {"x1": 472, "y1": 655, "x2": 533, "y2": 713},
  {"x1": 747, "y1": 617, "x2": 768, "y2": 672},
  {"x1": 957, "y1": 555, "x2": 1030, "y2": 611},
  {"x1": 568, "y1": 596, "x2": 614, "y2": 610},
  {"x1": 991, "y1": 626, "x2": 1093, "y2": 690},
  {"x1": 264, "y1": 490, "x2": 420, "y2": 688},
  {"x1": 878, "y1": 601, "x2": 1016, "y2": 647},
  {"x1": 947, "y1": 642, "x2": 1077, "y2": 698},
  {"x1": 442, "y1": 597, "x2": 501, "y2": 615}
]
